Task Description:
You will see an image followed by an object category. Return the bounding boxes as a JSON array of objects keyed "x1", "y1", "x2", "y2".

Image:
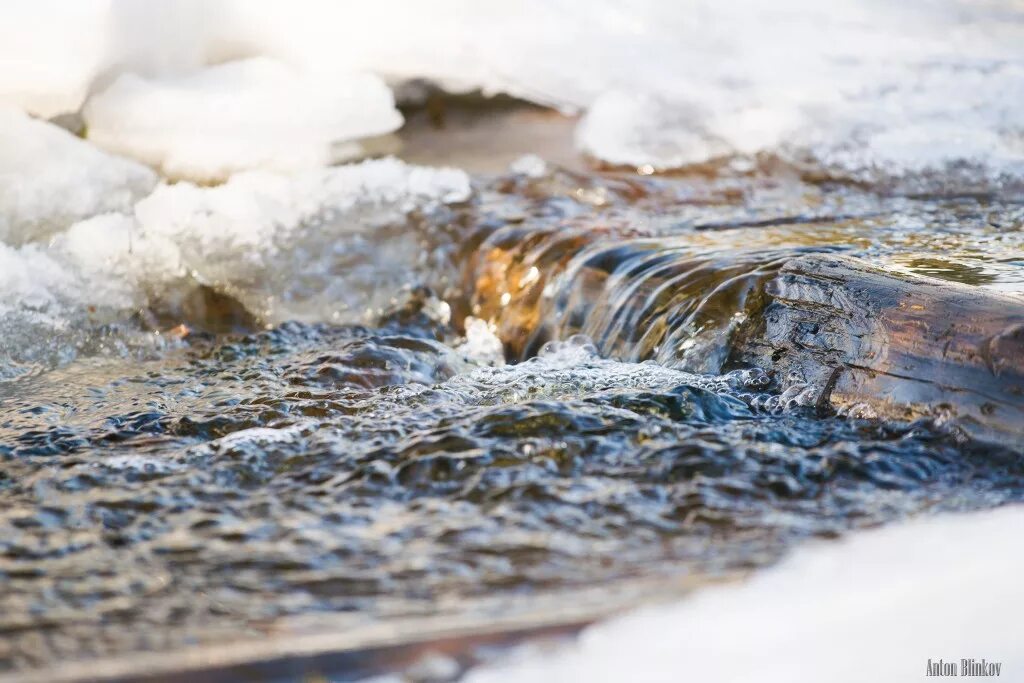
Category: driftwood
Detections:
[
  {"x1": 467, "y1": 226, "x2": 1024, "y2": 444},
  {"x1": 730, "y1": 253, "x2": 1024, "y2": 444}
]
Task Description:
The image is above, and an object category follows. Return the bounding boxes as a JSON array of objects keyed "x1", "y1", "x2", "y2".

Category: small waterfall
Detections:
[{"x1": 466, "y1": 216, "x2": 836, "y2": 373}]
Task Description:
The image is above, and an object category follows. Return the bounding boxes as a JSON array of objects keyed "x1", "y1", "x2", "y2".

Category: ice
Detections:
[
  {"x1": 3, "y1": 1, "x2": 1021, "y2": 186},
  {"x1": 0, "y1": 158, "x2": 470, "y2": 376},
  {"x1": 0, "y1": 1, "x2": 109, "y2": 118},
  {"x1": 84, "y1": 57, "x2": 403, "y2": 182},
  {"x1": 119, "y1": 159, "x2": 470, "y2": 320},
  {"x1": 0, "y1": 107, "x2": 156, "y2": 245},
  {"x1": 0, "y1": 242, "x2": 75, "y2": 319},
  {"x1": 84, "y1": 157, "x2": 469, "y2": 322},
  {"x1": 462, "y1": 505, "x2": 1024, "y2": 683}
]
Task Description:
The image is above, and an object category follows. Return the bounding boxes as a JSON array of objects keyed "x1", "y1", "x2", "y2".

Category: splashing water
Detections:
[{"x1": 1, "y1": 157, "x2": 1023, "y2": 674}]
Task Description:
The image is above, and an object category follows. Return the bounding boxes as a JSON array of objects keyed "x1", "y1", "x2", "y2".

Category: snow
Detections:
[
  {"x1": 0, "y1": 107, "x2": 156, "y2": 245},
  {"x1": 462, "y1": 505, "x2": 1024, "y2": 683},
  {"x1": 570, "y1": 1, "x2": 1024, "y2": 184},
  {"x1": 0, "y1": 157, "x2": 469, "y2": 375},
  {"x1": 2, "y1": 0, "x2": 1021, "y2": 184},
  {"x1": 0, "y1": 0, "x2": 1021, "y2": 370},
  {"x1": 575, "y1": 91, "x2": 733, "y2": 169},
  {"x1": 0, "y1": 1, "x2": 109, "y2": 118},
  {"x1": 84, "y1": 57, "x2": 403, "y2": 182}
]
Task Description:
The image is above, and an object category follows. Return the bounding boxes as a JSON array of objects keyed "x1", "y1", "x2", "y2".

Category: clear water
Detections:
[{"x1": 1, "y1": 166, "x2": 1023, "y2": 673}]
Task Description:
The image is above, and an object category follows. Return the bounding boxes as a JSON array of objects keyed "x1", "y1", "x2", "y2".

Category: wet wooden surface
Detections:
[
  {"x1": 733, "y1": 253, "x2": 1024, "y2": 443},
  {"x1": 467, "y1": 224, "x2": 1024, "y2": 443}
]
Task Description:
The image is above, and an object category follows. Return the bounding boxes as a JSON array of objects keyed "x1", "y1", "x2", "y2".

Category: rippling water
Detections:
[{"x1": 1, "y1": 165, "x2": 1023, "y2": 674}]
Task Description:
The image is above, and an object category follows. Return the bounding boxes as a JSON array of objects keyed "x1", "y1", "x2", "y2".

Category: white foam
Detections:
[
  {"x1": 0, "y1": 107, "x2": 156, "y2": 244},
  {"x1": 456, "y1": 317, "x2": 505, "y2": 366},
  {"x1": 84, "y1": 57, "x2": 403, "y2": 182},
  {"x1": 463, "y1": 506, "x2": 1024, "y2": 683}
]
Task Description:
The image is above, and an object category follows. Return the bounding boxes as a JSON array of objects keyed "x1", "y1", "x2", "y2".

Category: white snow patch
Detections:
[
  {"x1": 0, "y1": 107, "x2": 156, "y2": 244},
  {"x1": 84, "y1": 57, "x2": 403, "y2": 182},
  {"x1": 2, "y1": 0, "x2": 1021, "y2": 183},
  {"x1": 0, "y1": 158, "x2": 469, "y2": 374},
  {"x1": 0, "y1": 1, "x2": 109, "y2": 118},
  {"x1": 462, "y1": 506, "x2": 1024, "y2": 683}
]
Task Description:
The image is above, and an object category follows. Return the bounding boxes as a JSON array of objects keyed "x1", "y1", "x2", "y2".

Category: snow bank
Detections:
[
  {"x1": 0, "y1": 107, "x2": 156, "y2": 244},
  {"x1": 570, "y1": 0, "x2": 1024, "y2": 185},
  {"x1": 84, "y1": 57, "x2": 403, "y2": 182},
  {"x1": 3, "y1": 0, "x2": 1021, "y2": 185},
  {"x1": 463, "y1": 506, "x2": 1024, "y2": 683},
  {"x1": 0, "y1": 1, "x2": 109, "y2": 118}
]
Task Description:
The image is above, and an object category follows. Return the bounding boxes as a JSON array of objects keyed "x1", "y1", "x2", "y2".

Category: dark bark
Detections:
[{"x1": 731, "y1": 253, "x2": 1024, "y2": 444}]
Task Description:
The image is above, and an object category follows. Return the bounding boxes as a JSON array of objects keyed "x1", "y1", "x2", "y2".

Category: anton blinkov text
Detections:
[{"x1": 926, "y1": 659, "x2": 1002, "y2": 677}]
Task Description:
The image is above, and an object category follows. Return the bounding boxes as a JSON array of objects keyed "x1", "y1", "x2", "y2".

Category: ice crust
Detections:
[
  {"x1": 84, "y1": 58, "x2": 403, "y2": 182},
  {"x1": 1, "y1": 0, "x2": 1020, "y2": 183},
  {"x1": 0, "y1": 152, "x2": 469, "y2": 376},
  {"x1": 462, "y1": 506, "x2": 1024, "y2": 683}
]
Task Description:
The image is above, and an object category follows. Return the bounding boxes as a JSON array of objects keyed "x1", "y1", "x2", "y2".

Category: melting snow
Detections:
[
  {"x1": 84, "y1": 57, "x2": 402, "y2": 182},
  {"x1": 1, "y1": 0, "x2": 1020, "y2": 182},
  {"x1": 463, "y1": 506, "x2": 1024, "y2": 683}
]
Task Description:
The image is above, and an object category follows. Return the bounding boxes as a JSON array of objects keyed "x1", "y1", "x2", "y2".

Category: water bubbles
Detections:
[
  {"x1": 538, "y1": 335, "x2": 600, "y2": 363},
  {"x1": 1, "y1": 319, "x2": 1022, "y2": 669},
  {"x1": 457, "y1": 317, "x2": 505, "y2": 366},
  {"x1": 723, "y1": 367, "x2": 772, "y2": 391}
]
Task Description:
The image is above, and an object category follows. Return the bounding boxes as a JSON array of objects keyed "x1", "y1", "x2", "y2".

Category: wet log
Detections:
[
  {"x1": 464, "y1": 215, "x2": 1024, "y2": 443},
  {"x1": 731, "y1": 253, "x2": 1024, "y2": 445}
]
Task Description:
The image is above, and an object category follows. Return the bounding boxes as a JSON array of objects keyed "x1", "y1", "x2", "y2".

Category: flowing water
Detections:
[{"x1": 1, "y1": 162, "x2": 1024, "y2": 676}]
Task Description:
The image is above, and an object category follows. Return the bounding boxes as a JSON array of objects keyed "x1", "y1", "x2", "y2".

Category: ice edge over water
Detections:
[{"x1": 0, "y1": 154, "x2": 470, "y2": 379}]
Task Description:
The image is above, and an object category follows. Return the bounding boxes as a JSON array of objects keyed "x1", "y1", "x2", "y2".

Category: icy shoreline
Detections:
[
  {"x1": 459, "y1": 506, "x2": 1024, "y2": 683},
  {"x1": 2, "y1": 0, "x2": 1022, "y2": 184}
]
